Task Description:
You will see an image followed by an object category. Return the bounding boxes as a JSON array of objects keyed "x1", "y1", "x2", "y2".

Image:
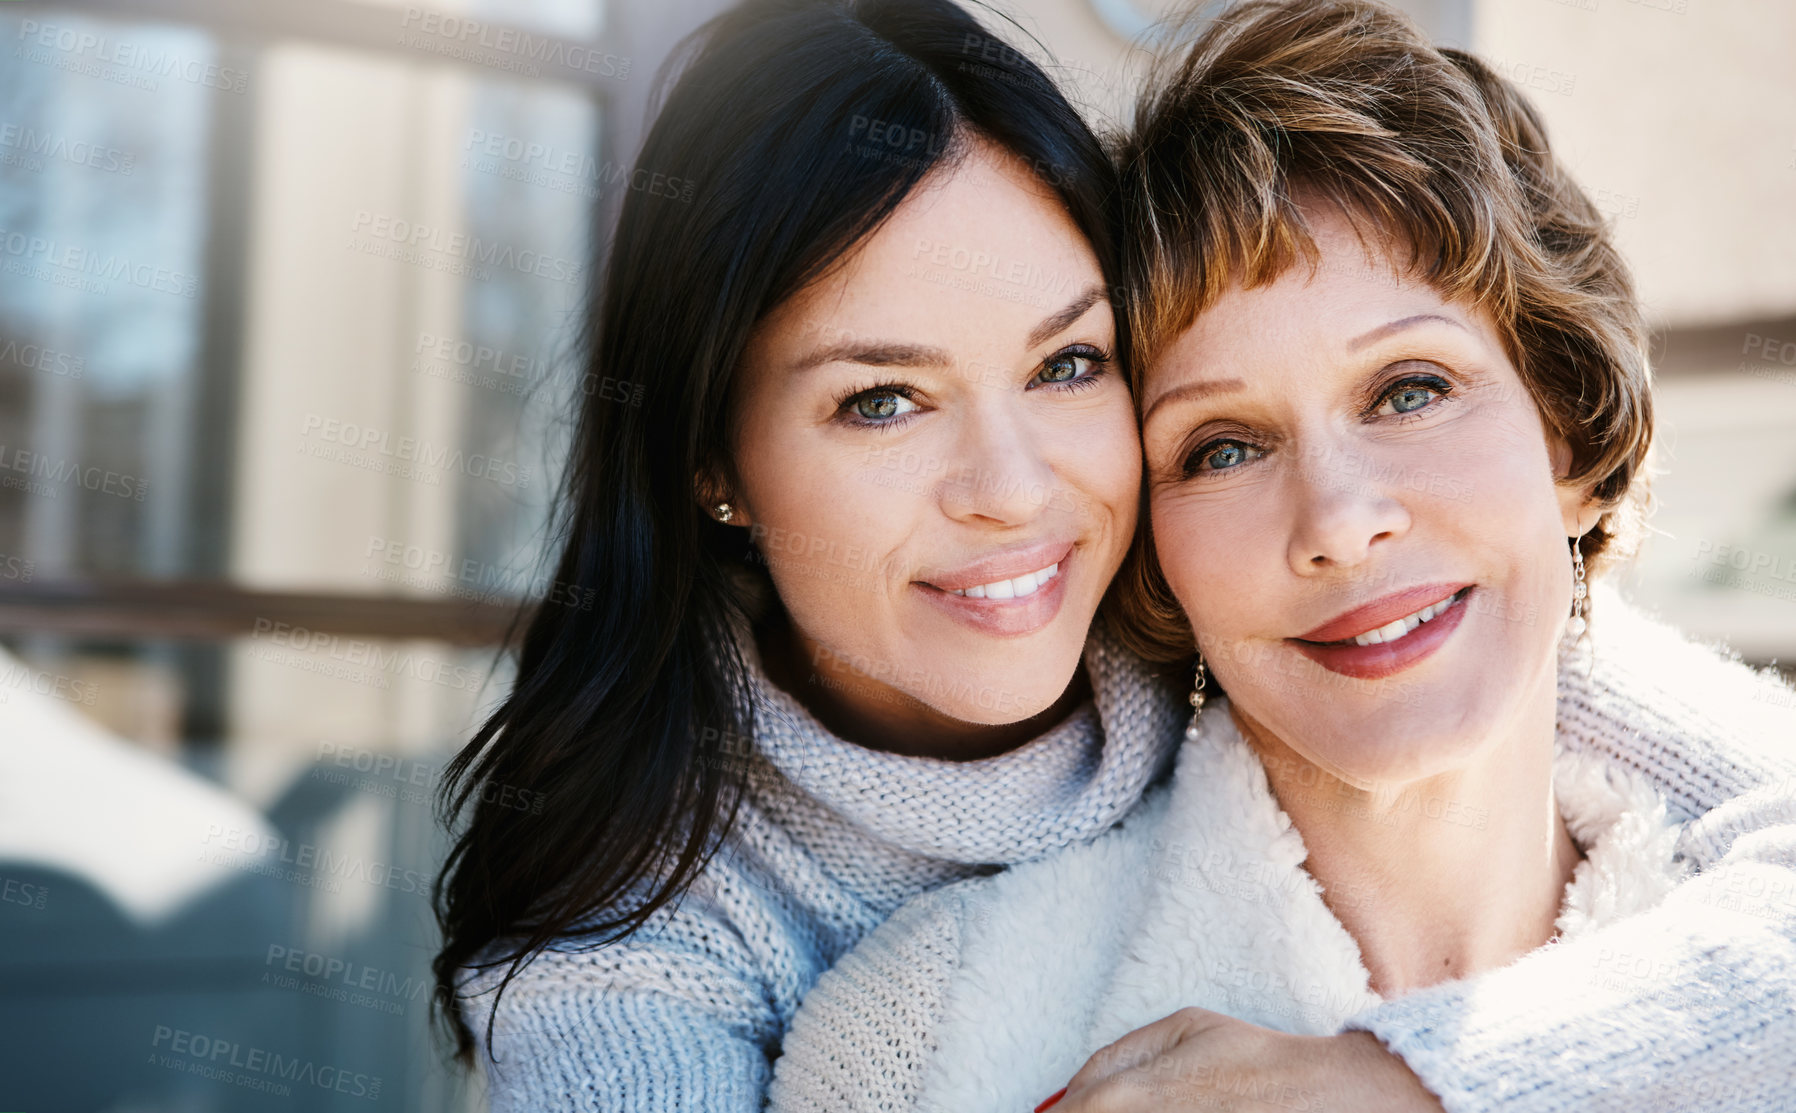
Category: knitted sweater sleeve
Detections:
[
  {"x1": 468, "y1": 891, "x2": 788, "y2": 1113},
  {"x1": 1346, "y1": 592, "x2": 1796, "y2": 1112},
  {"x1": 480, "y1": 975, "x2": 774, "y2": 1113}
]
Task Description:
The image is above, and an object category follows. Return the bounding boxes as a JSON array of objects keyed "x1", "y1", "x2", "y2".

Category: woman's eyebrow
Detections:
[
  {"x1": 789, "y1": 339, "x2": 955, "y2": 372},
  {"x1": 1141, "y1": 377, "x2": 1247, "y2": 426},
  {"x1": 1027, "y1": 284, "x2": 1109, "y2": 349},
  {"x1": 1347, "y1": 313, "x2": 1467, "y2": 351},
  {"x1": 787, "y1": 282, "x2": 1110, "y2": 373}
]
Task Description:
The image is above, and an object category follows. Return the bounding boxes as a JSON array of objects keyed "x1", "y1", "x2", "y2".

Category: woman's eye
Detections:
[
  {"x1": 1031, "y1": 348, "x2": 1106, "y2": 389},
  {"x1": 1036, "y1": 353, "x2": 1084, "y2": 384},
  {"x1": 1377, "y1": 379, "x2": 1447, "y2": 416},
  {"x1": 847, "y1": 389, "x2": 918, "y2": 422},
  {"x1": 1185, "y1": 439, "x2": 1262, "y2": 475}
]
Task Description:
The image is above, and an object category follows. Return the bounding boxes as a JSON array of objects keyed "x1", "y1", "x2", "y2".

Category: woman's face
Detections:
[
  {"x1": 729, "y1": 139, "x2": 1140, "y2": 738},
  {"x1": 1142, "y1": 204, "x2": 1593, "y2": 787}
]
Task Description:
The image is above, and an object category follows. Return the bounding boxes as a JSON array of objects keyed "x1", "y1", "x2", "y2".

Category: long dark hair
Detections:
[{"x1": 431, "y1": 0, "x2": 1123, "y2": 1066}]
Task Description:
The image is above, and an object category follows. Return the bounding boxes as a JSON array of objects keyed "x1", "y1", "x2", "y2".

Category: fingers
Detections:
[
  {"x1": 1052, "y1": 1007, "x2": 1236, "y2": 1109},
  {"x1": 1046, "y1": 1023, "x2": 1442, "y2": 1113},
  {"x1": 1063, "y1": 1009, "x2": 1185, "y2": 1091}
]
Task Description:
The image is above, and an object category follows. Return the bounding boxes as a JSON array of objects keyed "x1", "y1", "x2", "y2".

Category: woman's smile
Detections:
[
  {"x1": 915, "y1": 540, "x2": 1075, "y2": 637},
  {"x1": 1289, "y1": 583, "x2": 1475, "y2": 680}
]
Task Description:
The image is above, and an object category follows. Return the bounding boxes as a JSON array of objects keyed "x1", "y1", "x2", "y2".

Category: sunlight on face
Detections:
[
  {"x1": 1142, "y1": 204, "x2": 1592, "y2": 787},
  {"x1": 729, "y1": 138, "x2": 1140, "y2": 737}
]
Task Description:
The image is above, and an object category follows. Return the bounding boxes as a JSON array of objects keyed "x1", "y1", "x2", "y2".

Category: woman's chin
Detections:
[
  {"x1": 916, "y1": 648, "x2": 1086, "y2": 728},
  {"x1": 1239, "y1": 680, "x2": 1521, "y2": 787},
  {"x1": 895, "y1": 599, "x2": 1097, "y2": 727}
]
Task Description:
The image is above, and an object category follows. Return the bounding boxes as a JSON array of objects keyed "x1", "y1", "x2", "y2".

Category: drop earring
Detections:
[
  {"x1": 1185, "y1": 655, "x2": 1208, "y2": 741},
  {"x1": 1565, "y1": 537, "x2": 1589, "y2": 641}
]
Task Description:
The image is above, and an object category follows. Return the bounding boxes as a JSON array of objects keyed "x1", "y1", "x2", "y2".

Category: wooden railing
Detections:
[{"x1": 0, "y1": 579, "x2": 526, "y2": 646}]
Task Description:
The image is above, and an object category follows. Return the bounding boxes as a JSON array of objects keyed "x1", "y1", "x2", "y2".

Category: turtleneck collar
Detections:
[{"x1": 735, "y1": 613, "x2": 1187, "y2": 865}]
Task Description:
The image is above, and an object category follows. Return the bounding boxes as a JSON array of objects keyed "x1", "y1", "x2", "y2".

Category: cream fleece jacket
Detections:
[{"x1": 767, "y1": 697, "x2": 1705, "y2": 1111}]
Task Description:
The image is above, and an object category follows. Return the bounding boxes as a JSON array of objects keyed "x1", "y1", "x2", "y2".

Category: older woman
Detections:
[{"x1": 766, "y1": 3, "x2": 1796, "y2": 1111}]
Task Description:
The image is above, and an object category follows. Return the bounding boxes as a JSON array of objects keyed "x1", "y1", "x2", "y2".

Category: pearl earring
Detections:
[
  {"x1": 1185, "y1": 655, "x2": 1207, "y2": 741},
  {"x1": 1565, "y1": 537, "x2": 1589, "y2": 640},
  {"x1": 712, "y1": 502, "x2": 735, "y2": 523}
]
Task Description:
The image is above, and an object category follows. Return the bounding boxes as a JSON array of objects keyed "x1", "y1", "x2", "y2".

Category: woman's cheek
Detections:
[
  {"x1": 1085, "y1": 387, "x2": 1141, "y2": 474},
  {"x1": 1151, "y1": 493, "x2": 1225, "y2": 628},
  {"x1": 1426, "y1": 421, "x2": 1568, "y2": 662},
  {"x1": 1051, "y1": 399, "x2": 1140, "y2": 569}
]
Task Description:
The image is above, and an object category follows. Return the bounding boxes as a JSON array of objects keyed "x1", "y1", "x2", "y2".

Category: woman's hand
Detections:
[{"x1": 1038, "y1": 1006, "x2": 1445, "y2": 1113}]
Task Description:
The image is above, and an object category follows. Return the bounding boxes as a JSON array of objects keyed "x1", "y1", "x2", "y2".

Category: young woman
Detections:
[
  {"x1": 765, "y1": 3, "x2": 1796, "y2": 1111},
  {"x1": 432, "y1": 0, "x2": 1796, "y2": 1110}
]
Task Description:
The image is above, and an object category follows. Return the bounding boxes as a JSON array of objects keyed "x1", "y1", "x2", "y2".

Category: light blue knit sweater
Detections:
[{"x1": 463, "y1": 591, "x2": 1796, "y2": 1112}]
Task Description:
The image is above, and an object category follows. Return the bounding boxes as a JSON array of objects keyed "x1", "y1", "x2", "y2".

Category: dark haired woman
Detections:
[{"x1": 432, "y1": 0, "x2": 1796, "y2": 1110}]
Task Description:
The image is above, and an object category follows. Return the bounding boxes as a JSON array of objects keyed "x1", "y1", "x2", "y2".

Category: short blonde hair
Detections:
[{"x1": 1108, "y1": 0, "x2": 1654, "y2": 665}]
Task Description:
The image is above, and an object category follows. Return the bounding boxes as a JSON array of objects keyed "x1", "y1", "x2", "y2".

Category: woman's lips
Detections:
[
  {"x1": 919, "y1": 540, "x2": 1075, "y2": 593},
  {"x1": 914, "y1": 543, "x2": 1075, "y2": 638},
  {"x1": 1297, "y1": 583, "x2": 1471, "y2": 642},
  {"x1": 1288, "y1": 586, "x2": 1474, "y2": 680}
]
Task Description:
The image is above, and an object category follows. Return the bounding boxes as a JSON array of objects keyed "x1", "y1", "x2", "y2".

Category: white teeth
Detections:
[
  {"x1": 1348, "y1": 592, "x2": 1462, "y2": 647},
  {"x1": 1373, "y1": 617, "x2": 1411, "y2": 642},
  {"x1": 948, "y1": 561, "x2": 1060, "y2": 599}
]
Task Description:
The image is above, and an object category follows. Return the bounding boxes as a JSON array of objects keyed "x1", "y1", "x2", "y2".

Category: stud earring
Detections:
[
  {"x1": 712, "y1": 502, "x2": 735, "y2": 524},
  {"x1": 1565, "y1": 537, "x2": 1589, "y2": 641},
  {"x1": 1185, "y1": 655, "x2": 1208, "y2": 741}
]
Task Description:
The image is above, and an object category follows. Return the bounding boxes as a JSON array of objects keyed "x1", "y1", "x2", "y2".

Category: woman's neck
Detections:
[
  {"x1": 755, "y1": 615, "x2": 1091, "y2": 762},
  {"x1": 1234, "y1": 698, "x2": 1582, "y2": 998}
]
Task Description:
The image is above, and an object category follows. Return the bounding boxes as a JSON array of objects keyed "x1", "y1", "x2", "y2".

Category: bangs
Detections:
[{"x1": 1119, "y1": 1, "x2": 1519, "y2": 369}]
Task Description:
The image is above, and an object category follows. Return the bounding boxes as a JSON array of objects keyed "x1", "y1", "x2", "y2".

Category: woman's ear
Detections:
[
  {"x1": 694, "y1": 468, "x2": 753, "y2": 528},
  {"x1": 1548, "y1": 435, "x2": 1602, "y2": 537},
  {"x1": 1547, "y1": 432, "x2": 1575, "y2": 482},
  {"x1": 1560, "y1": 492, "x2": 1602, "y2": 538}
]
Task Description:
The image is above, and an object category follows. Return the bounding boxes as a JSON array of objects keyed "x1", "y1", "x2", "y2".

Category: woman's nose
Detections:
[
  {"x1": 1285, "y1": 443, "x2": 1411, "y2": 574},
  {"x1": 936, "y1": 405, "x2": 1059, "y2": 527}
]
